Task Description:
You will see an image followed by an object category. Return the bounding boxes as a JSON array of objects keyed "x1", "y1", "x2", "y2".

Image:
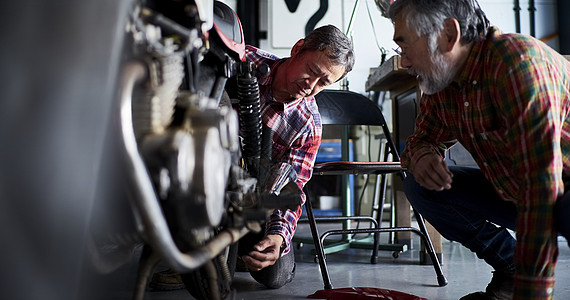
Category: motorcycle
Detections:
[{"x1": 87, "y1": 1, "x2": 299, "y2": 299}]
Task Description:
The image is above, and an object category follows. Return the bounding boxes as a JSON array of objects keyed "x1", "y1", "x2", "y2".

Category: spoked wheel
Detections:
[{"x1": 180, "y1": 242, "x2": 238, "y2": 300}]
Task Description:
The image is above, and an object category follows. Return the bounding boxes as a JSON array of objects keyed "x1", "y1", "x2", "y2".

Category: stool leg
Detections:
[{"x1": 305, "y1": 193, "x2": 333, "y2": 289}]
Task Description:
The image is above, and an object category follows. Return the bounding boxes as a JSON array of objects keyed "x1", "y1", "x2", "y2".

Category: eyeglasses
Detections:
[{"x1": 392, "y1": 36, "x2": 422, "y2": 57}]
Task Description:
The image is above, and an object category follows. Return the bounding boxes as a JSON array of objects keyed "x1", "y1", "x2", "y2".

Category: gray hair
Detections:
[
  {"x1": 298, "y1": 25, "x2": 355, "y2": 80},
  {"x1": 388, "y1": 0, "x2": 489, "y2": 47}
]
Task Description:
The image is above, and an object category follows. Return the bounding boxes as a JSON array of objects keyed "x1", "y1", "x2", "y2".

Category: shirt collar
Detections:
[
  {"x1": 454, "y1": 26, "x2": 499, "y2": 88},
  {"x1": 262, "y1": 91, "x2": 306, "y2": 116},
  {"x1": 283, "y1": 98, "x2": 305, "y2": 113}
]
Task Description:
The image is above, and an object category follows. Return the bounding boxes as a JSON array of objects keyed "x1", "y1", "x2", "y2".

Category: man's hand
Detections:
[
  {"x1": 241, "y1": 234, "x2": 284, "y2": 272},
  {"x1": 411, "y1": 153, "x2": 453, "y2": 191}
]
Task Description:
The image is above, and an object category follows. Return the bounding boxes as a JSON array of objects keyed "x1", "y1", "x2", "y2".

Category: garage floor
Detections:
[{"x1": 94, "y1": 221, "x2": 570, "y2": 300}]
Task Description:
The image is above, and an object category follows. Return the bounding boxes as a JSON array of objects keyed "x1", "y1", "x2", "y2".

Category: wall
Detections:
[{"x1": 250, "y1": 0, "x2": 559, "y2": 95}]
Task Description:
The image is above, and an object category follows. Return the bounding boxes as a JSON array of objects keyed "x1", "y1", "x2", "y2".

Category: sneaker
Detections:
[
  {"x1": 460, "y1": 270, "x2": 514, "y2": 300},
  {"x1": 149, "y1": 269, "x2": 185, "y2": 291}
]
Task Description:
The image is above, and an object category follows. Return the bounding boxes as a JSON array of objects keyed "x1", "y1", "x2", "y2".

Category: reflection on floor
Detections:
[{"x1": 107, "y1": 223, "x2": 570, "y2": 300}]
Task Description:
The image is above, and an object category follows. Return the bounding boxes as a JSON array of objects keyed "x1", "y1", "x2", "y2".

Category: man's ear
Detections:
[
  {"x1": 291, "y1": 39, "x2": 305, "y2": 57},
  {"x1": 442, "y1": 18, "x2": 461, "y2": 52}
]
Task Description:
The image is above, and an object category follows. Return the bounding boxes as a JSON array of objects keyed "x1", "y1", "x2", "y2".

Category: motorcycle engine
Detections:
[{"x1": 129, "y1": 7, "x2": 238, "y2": 238}]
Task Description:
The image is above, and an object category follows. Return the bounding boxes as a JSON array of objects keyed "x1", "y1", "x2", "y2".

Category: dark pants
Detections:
[
  {"x1": 403, "y1": 166, "x2": 570, "y2": 272},
  {"x1": 238, "y1": 230, "x2": 296, "y2": 289},
  {"x1": 555, "y1": 188, "x2": 570, "y2": 246},
  {"x1": 404, "y1": 166, "x2": 515, "y2": 271}
]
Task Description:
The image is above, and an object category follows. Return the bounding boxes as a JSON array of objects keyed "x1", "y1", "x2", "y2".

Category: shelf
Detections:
[{"x1": 365, "y1": 55, "x2": 416, "y2": 92}]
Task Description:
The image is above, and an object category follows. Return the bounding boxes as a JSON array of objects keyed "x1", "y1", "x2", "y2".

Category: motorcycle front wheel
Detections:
[{"x1": 181, "y1": 242, "x2": 238, "y2": 300}]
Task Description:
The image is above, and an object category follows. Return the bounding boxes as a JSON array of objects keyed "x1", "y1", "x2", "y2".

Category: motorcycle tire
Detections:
[{"x1": 181, "y1": 242, "x2": 238, "y2": 300}]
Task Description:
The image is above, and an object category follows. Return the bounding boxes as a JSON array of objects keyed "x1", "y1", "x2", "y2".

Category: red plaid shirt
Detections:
[
  {"x1": 401, "y1": 27, "x2": 570, "y2": 300},
  {"x1": 245, "y1": 45, "x2": 322, "y2": 254}
]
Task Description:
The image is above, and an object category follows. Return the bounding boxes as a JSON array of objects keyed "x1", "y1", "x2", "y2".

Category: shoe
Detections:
[
  {"x1": 149, "y1": 269, "x2": 185, "y2": 291},
  {"x1": 460, "y1": 270, "x2": 514, "y2": 300}
]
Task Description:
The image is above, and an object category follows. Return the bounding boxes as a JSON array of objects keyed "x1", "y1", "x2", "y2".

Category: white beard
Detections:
[{"x1": 410, "y1": 47, "x2": 456, "y2": 95}]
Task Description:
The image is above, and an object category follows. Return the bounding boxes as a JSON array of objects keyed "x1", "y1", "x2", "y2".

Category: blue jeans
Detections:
[
  {"x1": 404, "y1": 166, "x2": 517, "y2": 271},
  {"x1": 404, "y1": 166, "x2": 570, "y2": 271},
  {"x1": 555, "y1": 185, "x2": 570, "y2": 246}
]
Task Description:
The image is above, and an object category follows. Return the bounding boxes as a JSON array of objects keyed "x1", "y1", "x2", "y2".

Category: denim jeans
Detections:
[
  {"x1": 238, "y1": 230, "x2": 296, "y2": 289},
  {"x1": 404, "y1": 165, "x2": 570, "y2": 271},
  {"x1": 555, "y1": 187, "x2": 570, "y2": 247},
  {"x1": 403, "y1": 166, "x2": 517, "y2": 271}
]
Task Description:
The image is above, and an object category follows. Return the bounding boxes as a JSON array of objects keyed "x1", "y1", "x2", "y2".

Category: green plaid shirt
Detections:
[{"x1": 401, "y1": 27, "x2": 570, "y2": 299}]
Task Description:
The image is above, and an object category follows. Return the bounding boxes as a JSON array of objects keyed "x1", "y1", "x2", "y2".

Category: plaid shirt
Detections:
[
  {"x1": 401, "y1": 27, "x2": 570, "y2": 300},
  {"x1": 245, "y1": 45, "x2": 322, "y2": 255}
]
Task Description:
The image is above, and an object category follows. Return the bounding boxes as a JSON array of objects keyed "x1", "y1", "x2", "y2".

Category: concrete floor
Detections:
[{"x1": 100, "y1": 223, "x2": 570, "y2": 300}]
